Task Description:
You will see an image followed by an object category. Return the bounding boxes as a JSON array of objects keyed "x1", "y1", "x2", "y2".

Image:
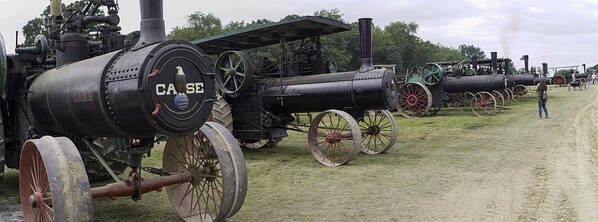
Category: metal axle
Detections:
[{"x1": 91, "y1": 172, "x2": 192, "y2": 199}]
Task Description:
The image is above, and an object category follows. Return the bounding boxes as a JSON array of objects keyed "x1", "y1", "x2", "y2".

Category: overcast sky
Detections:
[{"x1": 1, "y1": 0, "x2": 597, "y2": 71}]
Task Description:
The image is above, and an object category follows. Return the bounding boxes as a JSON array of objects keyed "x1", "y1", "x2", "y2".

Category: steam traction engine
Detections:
[
  {"x1": 551, "y1": 64, "x2": 588, "y2": 90},
  {"x1": 193, "y1": 17, "x2": 399, "y2": 166},
  {"x1": 396, "y1": 52, "x2": 511, "y2": 117},
  {"x1": 1, "y1": 0, "x2": 246, "y2": 221}
]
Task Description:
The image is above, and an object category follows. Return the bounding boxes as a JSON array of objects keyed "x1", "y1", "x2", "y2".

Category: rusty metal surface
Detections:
[
  {"x1": 91, "y1": 173, "x2": 192, "y2": 199},
  {"x1": 19, "y1": 136, "x2": 92, "y2": 222},
  {"x1": 205, "y1": 122, "x2": 247, "y2": 218},
  {"x1": 163, "y1": 125, "x2": 236, "y2": 221}
]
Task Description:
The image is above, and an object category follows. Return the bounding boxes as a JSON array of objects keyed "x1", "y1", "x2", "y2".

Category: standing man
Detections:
[
  {"x1": 592, "y1": 72, "x2": 596, "y2": 85},
  {"x1": 536, "y1": 79, "x2": 549, "y2": 119}
]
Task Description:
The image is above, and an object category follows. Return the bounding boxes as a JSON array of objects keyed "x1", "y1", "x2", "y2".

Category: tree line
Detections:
[
  {"x1": 168, "y1": 9, "x2": 487, "y2": 74},
  {"x1": 19, "y1": 4, "x2": 489, "y2": 74}
]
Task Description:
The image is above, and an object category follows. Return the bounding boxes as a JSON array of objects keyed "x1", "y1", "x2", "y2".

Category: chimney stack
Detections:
[
  {"x1": 521, "y1": 55, "x2": 529, "y2": 73},
  {"x1": 359, "y1": 18, "x2": 373, "y2": 72},
  {"x1": 135, "y1": 0, "x2": 166, "y2": 49},
  {"x1": 491, "y1": 52, "x2": 497, "y2": 74}
]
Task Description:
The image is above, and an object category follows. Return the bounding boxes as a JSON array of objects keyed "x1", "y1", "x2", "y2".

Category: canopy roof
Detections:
[{"x1": 192, "y1": 16, "x2": 351, "y2": 55}]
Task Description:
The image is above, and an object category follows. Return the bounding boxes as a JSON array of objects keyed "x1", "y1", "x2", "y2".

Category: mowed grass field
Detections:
[{"x1": 1, "y1": 85, "x2": 595, "y2": 221}]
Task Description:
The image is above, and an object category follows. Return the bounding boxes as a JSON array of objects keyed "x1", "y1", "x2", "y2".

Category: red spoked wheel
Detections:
[
  {"x1": 20, "y1": 136, "x2": 92, "y2": 222},
  {"x1": 471, "y1": 91, "x2": 497, "y2": 117},
  {"x1": 492, "y1": 90, "x2": 505, "y2": 114},
  {"x1": 500, "y1": 89, "x2": 512, "y2": 103},
  {"x1": 512, "y1": 85, "x2": 528, "y2": 100},
  {"x1": 308, "y1": 110, "x2": 361, "y2": 166},
  {"x1": 396, "y1": 82, "x2": 432, "y2": 118},
  {"x1": 163, "y1": 125, "x2": 238, "y2": 222},
  {"x1": 359, "y1": 110, "x2": 398, "y2": 155},
  {"x1": 554, "y1": 75, "x2": 566, "y2": 87},
  {"x1": 452, "y1": 92, "x2": 476, "y2": 112},
  {"x1": 505, "y1": 88, "x2": 516, "y2": 102}
]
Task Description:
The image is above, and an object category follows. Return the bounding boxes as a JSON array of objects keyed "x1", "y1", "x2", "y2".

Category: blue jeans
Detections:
[{"x1": 538, "y1": 100, "x2": 548, "y2": 118}]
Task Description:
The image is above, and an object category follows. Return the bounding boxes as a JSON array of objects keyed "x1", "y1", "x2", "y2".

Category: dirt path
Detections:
[
  {"x1": 376, "y1": 86, "x2": 598, "y2": 222},
  {"x1": 515, "y1": 90, "x2": 598, "y2": 222}
]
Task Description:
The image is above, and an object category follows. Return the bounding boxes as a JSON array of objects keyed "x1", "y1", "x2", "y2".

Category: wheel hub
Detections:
[
  {"x1": 190, "y1": 165, "x2": 216, "y2": 185},
  {"x1": 225, "y1": 68, "x2": 236, "y2": 76},
  {"x1": 29, "y1": 192, "x2": 44, "y2": 209},
  {"x1": 368, "y1": 126, "x2": 380, "y2": 136},
  {"x1": 325, "y1": 133, "x2": 342, "y2": 144},
  {"x1": 406, "y1": 94, "x2": 418, "y2": 106}
]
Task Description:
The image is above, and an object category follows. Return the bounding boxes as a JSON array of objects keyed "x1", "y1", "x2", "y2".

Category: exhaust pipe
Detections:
[
  {"x1": 472, "y1": 56, "x2": 478, "y2": 71},
  {"x1": 49, "y1": 0, "x2": 63, "y2": 39},
  {"x1": 491, "y1": 52, "x2": 497, "y2": 74},
  {"x1": 583, "y1": 64, "x2": 586, "y2": 74},
  {"x1": 359, "y1": 18, "x2": 373, "y2": 72},
  {"x1": 521, "y1": 55, "x2": 529, "y2": 73},
  {"x1": 135, "y1": 0, "x2": 166, "y2": 48},
  {"x1": 50, "y1": 0, "x2": 62, "y2": 17},
  {"x1": 542, "y1": 63, "x2": 548, "y2": 77}
]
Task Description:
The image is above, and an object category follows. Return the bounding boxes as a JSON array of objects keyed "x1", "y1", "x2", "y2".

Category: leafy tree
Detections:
[
  {"x1": 168, "y1": 12, "x2": 223, "y2": 41},
  {"x1": 167, "y1": 9, "x2": 479, "y2": 74},
  {"x1": 314, "y1": 8, "x2": 343, "y2": 22},
  {"x1": 459, "y1": 44, "x2": 486, "y2": 60},
  {"x1": 20, "y1": 1, "x2": 101, "y2": 47}
]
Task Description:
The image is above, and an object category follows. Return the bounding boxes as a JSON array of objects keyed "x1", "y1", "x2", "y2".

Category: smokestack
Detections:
[
  {"x1": 359, "y1": 18, "x2": 373, "y2": 72},
  {"x1": 491, "y1": 52, "x2": 497, "y2": 74},
  {"x1": 49, "y1": 0, "x2": 63, "y2": 39},
  {"x1": 542, "y1": 63, "x2": 548, "y2": 77},
  {"x1": 521, "y1": 55, "x2": 529, "y2": 73},
  {"x1": 583, "y1": 64, "x2": 586, "y2": 73},
  {"x1": 50, "y1": 0, "x2": 62, "y2": 17},
  {"x1": 472, "y1": 56, "x2": 478, "y2": 71},
  {"x1": 134, "y1": 0, "x2": 166, "y2": 49}
]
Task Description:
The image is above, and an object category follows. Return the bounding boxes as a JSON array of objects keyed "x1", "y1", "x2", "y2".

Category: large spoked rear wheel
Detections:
[
  {"x1": 454, "y1": 92, "x2": 476, "y2": 112},
  {"x1": 308, "y1": 110, "x2": 361, "y2": 166},
  {"x1": 471, "y1": 91, "x2": 497, "y2": 117},
  {"x1": 19, "y1": 136, "x2": 92, "y2": 222},
  {"x1": 359, "y1": 110, "x2": 398, "y2": 155},
  {"x1": 214, "y1": 51, "x2": 254, "y2": 97},
  {"x1": 554, "y1": 76, "x2": 566, "y2": 87},
  {"x1": 505, "y1": 88, "x2": 516, "y2": 102},
  {"x1": 163, "y1": 125, "x2": 240, "y2": 222},
  {"x1": 492, "y1": 90, "x2": 505, "y2": 114},
  {"x1": 204, "y1": 122, "x2": 247, "y2": 218},
  {"x1": 500, "y1": 89, "x2": 512, "y2": 103},
  {"x1": 512, "y1": 85, "x2": 528, "y2": 101},
  {"x1": 396, "y1": 82, "x2": 432, "y2": 118}
]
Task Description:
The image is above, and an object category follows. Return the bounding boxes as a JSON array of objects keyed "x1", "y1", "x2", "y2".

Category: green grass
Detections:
[{"x1": 0, "y1": 85, "x2": 591, "y2": 221}]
